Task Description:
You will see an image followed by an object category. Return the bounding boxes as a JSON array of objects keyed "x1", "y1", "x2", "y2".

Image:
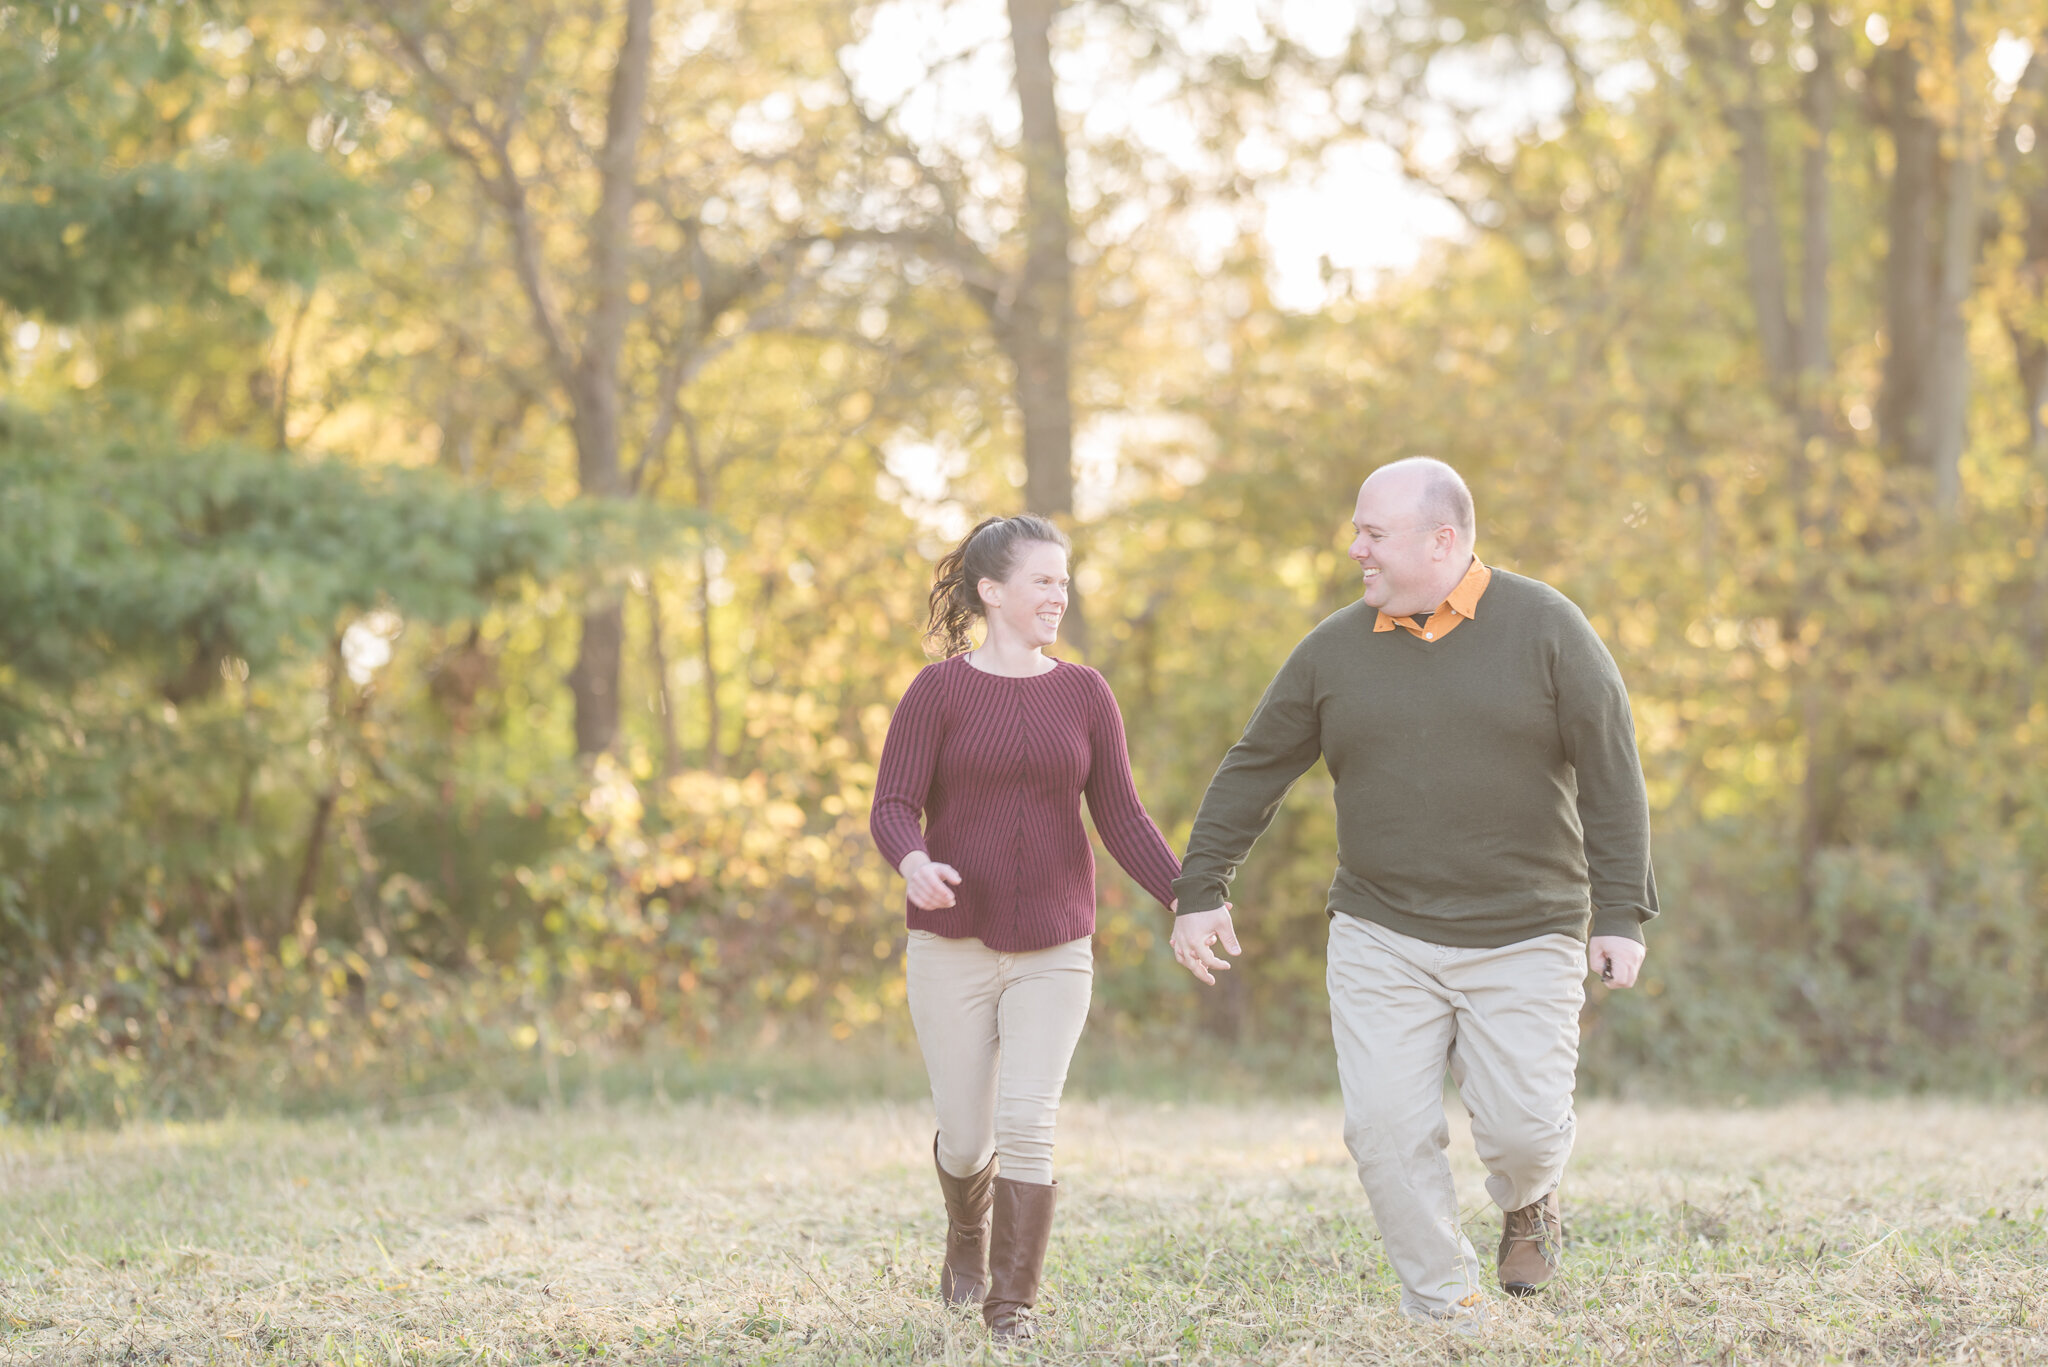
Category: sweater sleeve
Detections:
[
  {"x1": 1079, "y1": 669, "x2": 1182, "y2": 910},
  {"x1": 1552, "y1": 606, "x2": 1660, "y2": 942},
  {"x1": 869, "y1": 663, "x2": 945, "y2": 870},
  {"x1": 1170, "y1": 642, "x2": 1324, "y2": 917}
]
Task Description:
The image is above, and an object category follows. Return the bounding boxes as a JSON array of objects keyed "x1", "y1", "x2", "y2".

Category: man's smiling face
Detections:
[{"x1": 1348, "y1": 471, "x2": 1452, "y2": 616}]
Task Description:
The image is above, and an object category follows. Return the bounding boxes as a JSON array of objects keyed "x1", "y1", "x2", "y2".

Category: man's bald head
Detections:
[{"x1": 1360, "y1": 458, "x2": 1476, "y2": 547}]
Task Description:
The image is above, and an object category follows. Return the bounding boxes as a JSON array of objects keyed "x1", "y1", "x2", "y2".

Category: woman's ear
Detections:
[{"x1": 978, "y1": 577, "x2": 1001, "y2": 610}]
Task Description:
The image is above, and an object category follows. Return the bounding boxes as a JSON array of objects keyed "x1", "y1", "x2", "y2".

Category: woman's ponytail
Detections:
[{"x1": 921, "y1": 514, "x2": 1070, "y2": 658}]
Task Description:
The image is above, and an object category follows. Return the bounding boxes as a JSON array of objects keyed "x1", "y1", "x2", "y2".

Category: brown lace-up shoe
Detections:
[
  {"x1": 1497, "y1": 1190, "x2": 1563, "y2": 1297},
  {"x1": 933, "y1": 1136, "x2": 997, "y2": 1307},
  {"x1": 983, "y1": 1176, "x2": 1058, "y2": 1341}
]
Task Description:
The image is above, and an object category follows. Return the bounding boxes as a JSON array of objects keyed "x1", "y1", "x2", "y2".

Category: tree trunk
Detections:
[
  {"x1": 272, "y1": 290, "x2": 312, "y2": 452},
  {"x1": 2011, "y1": 316, "x2": 2048, "y2": 455},
  {"x1": 287, "y1": 634, "x2": 349, "y2": 935},
  {"x1": 1712, "y1": 16, "x2": 1842, "y2": 900},
  {"x1": 1717, "y1": 2, "x2": 1797, "y2": 403},
  {"x1": 1929, "y1": 173, "x2": 1976, "y2": 515},
  {"x1": 646, "y1": 579, "x2": 683, "y2": 781},
  {"x1": 1927, "y1": 0, "x2": 1978, "y2": 515},
  {"x1": 1880, "y1": 46, "x2": 1942, "y2": 469},
  {"x1": 1729, "y1": 100, "x2": 1797, "y2": 391},
  {"x1": 1796, "y1": 30, "x2": 1835, "y2": 441},
  {"x1": 288, "y1": 787, "x2": 339, "y2": 926},
  {"x1": 1998, "y1": 45, "x2": 2048, "y2": 454},
  {"x1": 567, "y1": 601, "x2": 625, "y2": 757},
  {"x1": 565, "y1": 0, "x2": 654, "y2": 756},
  {"x1": 1005, "y1": 0, "x2": 1075, "y2": 521},
  {"x1": 1794, "y1": 37, "x2": 1837, "y2": 900},
  {"x1": 680, "y1": 410, "x2": 724, "y2": 774},
  {"x1": 695, "y1": 565, "x2": 723, "y2": 773},
  {"x1": 1002, "y1": 0, "x2": 1086, "y2": 653}
]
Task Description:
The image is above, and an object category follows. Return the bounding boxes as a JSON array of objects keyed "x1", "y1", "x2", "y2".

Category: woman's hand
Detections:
[
  {"x1": 1170, "y1": 903, "x2": 1239, "y2": 985},
  {"x1": 899, "y1": 851, "x2": 963, "y2": 910}
]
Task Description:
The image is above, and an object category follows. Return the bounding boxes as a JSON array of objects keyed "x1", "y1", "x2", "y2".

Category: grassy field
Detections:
[{"x1": 1, "y1": 1093, "x2": 2044, "y2": 1364}]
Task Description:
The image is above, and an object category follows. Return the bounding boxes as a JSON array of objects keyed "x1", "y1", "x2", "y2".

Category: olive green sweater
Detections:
[{"x1": 1171, "y1": 567, "x2": 1658, "y2": 947}]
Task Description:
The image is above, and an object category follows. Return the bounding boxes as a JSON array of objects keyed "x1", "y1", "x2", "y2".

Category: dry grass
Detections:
[{"x1": 1, "y1": 1093, "x2": 2044, "y2": 1364}]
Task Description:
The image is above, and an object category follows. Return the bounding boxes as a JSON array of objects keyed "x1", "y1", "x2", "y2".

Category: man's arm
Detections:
[
  {"x1": 1168, "y1": 645, "x2": 1324, "y2": 982},
  {"x1": 1553, "y1": 606, "x2": 1659, "y2": 985}
]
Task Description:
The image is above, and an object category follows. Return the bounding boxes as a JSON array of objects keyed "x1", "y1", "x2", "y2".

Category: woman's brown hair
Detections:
[{"x1": 923, "y1": 514, "x2": 1071, "y2": 658}]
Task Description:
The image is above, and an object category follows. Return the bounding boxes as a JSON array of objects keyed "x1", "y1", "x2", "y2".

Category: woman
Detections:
[{"x1": 870, "y1": 514, "x2": 1183, "y2": 1342}]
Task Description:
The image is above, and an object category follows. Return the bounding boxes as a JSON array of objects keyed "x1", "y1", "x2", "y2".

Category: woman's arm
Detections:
[
  {"x1": 870, "y1": 665, "x2": 944, "y2": 871},
  {"x1": 1080, "y1": 669, "x2": 1182, "y2": 910}
]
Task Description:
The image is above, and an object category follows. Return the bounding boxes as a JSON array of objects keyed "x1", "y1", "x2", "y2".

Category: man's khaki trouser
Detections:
[
  {"x1": 906, "y1": 930, "x2": 1093, "y2": 1186},
  {"x1": 1327, "y1": 913, "x2": 1585, "y2": 1320}
]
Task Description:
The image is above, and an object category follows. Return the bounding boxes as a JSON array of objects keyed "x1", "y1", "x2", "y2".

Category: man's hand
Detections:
[
  {"x1": 1170, "y1": 905, "x2": 1240, "y2": 986},
  {"x1": 899, "y1": 851, "x2": 962, "y2": 911},
  {"x1": 1587, "y1": 935, "x2": 1646, "y2": 988}
]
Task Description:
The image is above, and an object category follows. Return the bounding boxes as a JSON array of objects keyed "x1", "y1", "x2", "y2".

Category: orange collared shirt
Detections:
[{"x1": 1373, "y1": 557, "x2": 1492, "y2": 643}]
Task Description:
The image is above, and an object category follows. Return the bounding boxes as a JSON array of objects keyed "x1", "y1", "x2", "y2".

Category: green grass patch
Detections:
[{"x1": 2, "y1": 1097, "x2": 2044, "y2": 1363}]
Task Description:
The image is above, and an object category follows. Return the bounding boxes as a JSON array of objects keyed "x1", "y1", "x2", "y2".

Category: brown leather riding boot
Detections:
[
  {"x1": 933, "y1": 1136, "x2": 997, "y2": 1307},
  {"x1": 1497, "y1": 1189, "x2": 1563, "y2": 1297},
  {"x1": 982, "y1": 1176, "x2": 1058, "y2": 1341}
]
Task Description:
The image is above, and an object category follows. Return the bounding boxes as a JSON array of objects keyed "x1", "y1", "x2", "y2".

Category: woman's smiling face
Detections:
[{"x1": 979, "y1": 540, "x2": 1069, "y2": 648}]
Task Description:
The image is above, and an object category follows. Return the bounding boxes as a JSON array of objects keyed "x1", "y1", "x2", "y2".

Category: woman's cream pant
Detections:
[{"x1": 906, "y1": 930, "x2": 1093, "y2": 1185}]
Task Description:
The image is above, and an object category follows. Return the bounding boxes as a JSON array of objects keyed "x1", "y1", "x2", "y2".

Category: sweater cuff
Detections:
[
  {"x1": 1142, "y1": 870, "x2": 1182, "y2": 913},
  {"x1": 1589, "y1": 909, "x2": 1646, "y2": 943},
  {"x1": 1170, "y1": 871, "x2": 1228, "y2": 916},
  {"x1": 875, "y1": 836, "x2": 929, "y2": 872}
]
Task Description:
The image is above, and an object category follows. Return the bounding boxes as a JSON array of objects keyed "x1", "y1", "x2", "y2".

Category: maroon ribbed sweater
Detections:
[{"x1": 870, "y1": 655, "x2": 1182, "y2": 951}]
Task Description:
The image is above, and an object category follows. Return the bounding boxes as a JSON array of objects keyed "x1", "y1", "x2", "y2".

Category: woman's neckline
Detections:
[{"x1": 958, "y1": 651, "x2": 1065, "y2": 680}]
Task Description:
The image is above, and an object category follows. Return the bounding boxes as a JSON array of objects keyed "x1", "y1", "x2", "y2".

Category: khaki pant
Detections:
[
  {"x1": 1327, "y1": 913, "x2": 1585, "y2": 1320},
  {"x1": 906, "y1": 930, "x2": 1093, "y2": 1186}
]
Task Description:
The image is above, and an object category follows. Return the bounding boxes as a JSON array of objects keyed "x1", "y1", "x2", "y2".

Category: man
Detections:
[{"x1": 1170, "y1": 457, "x2": 1656, "y2": 1325}]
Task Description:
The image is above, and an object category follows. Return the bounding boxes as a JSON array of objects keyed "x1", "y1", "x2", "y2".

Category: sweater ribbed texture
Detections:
[
  {"x1": 871, "y1": 655, "x2": 1181, "y2": 952},
  {"x1": 1172, "y1": 569, "x2": 1659, "y2": 948}
]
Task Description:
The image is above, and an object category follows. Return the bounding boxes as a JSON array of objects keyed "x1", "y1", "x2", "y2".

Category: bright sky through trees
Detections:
[{"x1": 840, "y1": 0, "x2": 1471, "y2": 312}]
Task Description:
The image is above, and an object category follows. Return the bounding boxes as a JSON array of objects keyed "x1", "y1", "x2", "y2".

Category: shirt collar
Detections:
[
  {"x1": 1373, "y1": 557, "x2": 1492, "y2": 636},
  {"x1": 1444, "y1": 556, "x2": 1490, "y2": 619}
]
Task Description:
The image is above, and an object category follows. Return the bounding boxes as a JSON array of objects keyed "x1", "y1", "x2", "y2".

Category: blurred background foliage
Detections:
[{"x1": 4, "y1": 0, "x2": 2046, "y2": 1121}]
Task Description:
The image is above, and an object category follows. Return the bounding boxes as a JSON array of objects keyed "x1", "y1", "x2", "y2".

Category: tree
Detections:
[
  {"x1": 0, "y1": 4, "x2": 671, "y2": 951},
  {"x1": 344, "y1": 0, "x2": 825, "y2": 754},
  {"x1": 828, "y1": 0, "x2": 1312, "y2": 651}
]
